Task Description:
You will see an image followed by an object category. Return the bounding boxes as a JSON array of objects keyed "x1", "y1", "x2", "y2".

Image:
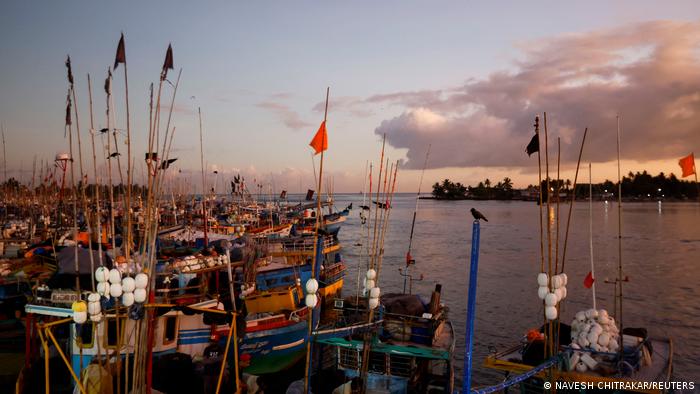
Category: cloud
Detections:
[
  {"x1": 312, "y1": 96, "x2": 374, "y2": 118},
  {"x1": 372, "y1": 20, "x2": 700, "y2": 169},
  {"x1": 257, "y1": 101, "x2": 312, "y2": 130}
]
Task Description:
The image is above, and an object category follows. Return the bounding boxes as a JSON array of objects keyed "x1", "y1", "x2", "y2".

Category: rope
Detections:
[{"x1": 457, "y1": 356, "x2": 561, "y2": 394}]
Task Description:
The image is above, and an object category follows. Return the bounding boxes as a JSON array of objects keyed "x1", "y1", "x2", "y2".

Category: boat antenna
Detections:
[{"x1": 403, "y1": 144, "x2": 430, "y2": 294}]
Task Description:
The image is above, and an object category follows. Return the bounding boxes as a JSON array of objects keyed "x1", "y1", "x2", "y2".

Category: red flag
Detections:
[
  {"x1": 406, "y1": 252, "x2": 413, "y2": 265},
  {"x1": 583, "y1": 271, "x2": 595, "y2": 288},
  {"x1": 309, "y1": 121, "x2": 328, "y2": 155},
  {"x1": 114, "y1": 33, "x2": 126, "y2": 69},
  {"x1": 678, "y1": 153, "x2": 696, "y2": 178}
]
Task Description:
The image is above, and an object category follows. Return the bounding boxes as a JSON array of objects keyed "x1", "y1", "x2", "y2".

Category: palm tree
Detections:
[{"x1": 502, "y1": 177, "x2": 513, "y2": 191}]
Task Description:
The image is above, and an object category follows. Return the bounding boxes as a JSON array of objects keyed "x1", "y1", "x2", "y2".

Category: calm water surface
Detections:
[{"x1": 333, "y1": 194, "x2": 700, "y2": 387}]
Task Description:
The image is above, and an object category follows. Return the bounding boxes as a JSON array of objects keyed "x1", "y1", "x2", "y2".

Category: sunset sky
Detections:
[{"x1": 1, "y1": 1, "x2": 699, "y2": 193}]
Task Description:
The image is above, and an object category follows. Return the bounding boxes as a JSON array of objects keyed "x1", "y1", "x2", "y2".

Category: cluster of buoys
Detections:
[
  {"x1": 569, "y1": 308, "x2": 620, "y2": 372},
  {"x1": 305, "y1": 278, "x2": 319, "y2": 308},
  {"x1": 78, "y1": 266, "x2": 149, "y2": 323},
  {"x1": 537, "y1": 272, "x2": 568, "y2": 320},
  {"x1": 365, "y1": 269, "x2": 380, "y2": 310},
  {"x1": 172, "y1": 253, "x2": 231, "y2": 272}
]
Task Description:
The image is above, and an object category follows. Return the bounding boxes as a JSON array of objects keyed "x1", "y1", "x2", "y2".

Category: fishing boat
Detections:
[
  {"x1": 483, "y1": 116, "x2": 674, "y2": 394},
  {"x1": 313, "y1": 285, "x2": 455, "y2": 393}
]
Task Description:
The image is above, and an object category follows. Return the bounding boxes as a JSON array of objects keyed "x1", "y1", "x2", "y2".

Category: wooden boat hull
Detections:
[{"x1": 484, "y1": 337, "x2": 674, "y2": 394}]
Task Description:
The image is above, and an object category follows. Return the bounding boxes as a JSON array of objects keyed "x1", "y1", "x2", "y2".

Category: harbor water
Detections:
[{"x1": 334, "y1": 194, "x2": 700, "y2": 388}]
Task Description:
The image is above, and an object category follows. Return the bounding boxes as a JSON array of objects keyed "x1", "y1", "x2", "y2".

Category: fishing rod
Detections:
[{"x1": 403, "y1": 144, "x2": 430, "y2": 294}]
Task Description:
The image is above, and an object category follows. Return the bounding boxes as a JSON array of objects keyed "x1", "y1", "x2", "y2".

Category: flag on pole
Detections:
[
  {"x1": 104, "y1": 69, "x2": 112, "y2": 95},
  {"x1": 583, "y1": 271, "x2": 594, "y2": 288},
  {"x1": 161, "y1": 44, "x2": 174, "y2": 81},
  {"x1": 309, "y1": 121, "x2": 328, "y2": 155},
  {"x1": 114, "y1": 33, "x2": 126, "y2": 69},
  {"x1": 678, "y1": 153, "x2": 696, "y2": 178},
  {"x1": 525, "y1": 133, "x2": 539, "y2": 156},
  {"x1": 65, "y1": 56, "x2": 74, "y2": 86}
]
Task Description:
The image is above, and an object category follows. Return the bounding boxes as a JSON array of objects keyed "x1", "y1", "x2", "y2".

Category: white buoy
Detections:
[
  {"x1": 134, "y1": 288, "x2": 147, "y2": 303},
  {"x1": 368, "y1": 297, "x2": 379, "y2": 310},
  {"x1": 575, "y1": 311, "x2": 586, "y2": 323},
  {"x1": 90, "y1": 313, "x2": 103, "y2": 322},
  {"x1": 305, "y1": 294, "x2": 318, "y2": 308},
  {"x1": 598, "y1": 333, "x2": 610, "y2": 347},
  {"x1": 545, "y1": 292, "x2": 558, "y2": 306},
  {"x1": 561, "y1": 273, "x2": 568, "y2": 286},
  {"x1": 537, "y1": 286, "x2": 548, "y2": 300},
  {"x1": 365, "y1": 279, "x2": 375, "y2": 290},
  {"x1": 366, "y1": 269, "x2": 377, "y2": 280},
  {"x1": 305, "y1": 279, "x2": 319, "y2": 294},
  {"x1": 97, "y1": 282, "x2": 110, "y2": 297},
  {"x1": 95, "y1": 267, "x2": 109, "y2": 283},
  {"x1": 560, "y1": 287, "x2": 567, "y2": 300},
  {"x1": 122, "y1": 292, "x2": 135, "y2": 307},
  {"x1": 110, "y1": 283, "x2": 123, "y2": 298},
  {"x1": 554, "y1": 288, "x2": 564, "y2": 301},
  {"x1": 537, "y1": 273, "x2": 548, "y2": 287},
  {"x1": 369, "y1": 287, "x2": 381, "y2": 299},
  {"x1": 552, "y1": 275, "x2": 563, "y2": 289},
  {"x1": 135, "y1": 273, "x2": 149, "y2": 289},
  {"x1": 122, "y1": 277, "x2": 136, "y2": 293},
  {"x1": 108, "y1": 268, "x2": 122, "y2": 284},
  {"x1": 88, "y1": 301, "x2": 101, "y2": 315},
  {"x1": 575, "y1": 361, "x2": 588, "y2": 372},
  {"x1": 545, "y1": 306, "x2": 558, "y2": 320},
  {"x1": 73, "y1": 311, "x2": 88, "y2": 324}
]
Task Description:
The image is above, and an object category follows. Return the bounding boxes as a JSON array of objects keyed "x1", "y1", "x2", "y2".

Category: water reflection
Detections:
[{"x1": 335, "y1": 196, "x2": 700, "y2": 386}]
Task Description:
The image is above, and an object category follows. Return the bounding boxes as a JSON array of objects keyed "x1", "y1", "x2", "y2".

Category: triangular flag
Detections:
[
  {"x1": 161, "y1": 44, "x2": 174, "y2": 81},
  {"x1": 583, "y1": 271, "x2": 595, "y2": 289},
  {"x1": 678, "y1": 153, "x2": 696, "y2": 178},
  {"x1": 309, "y1": 121, "x2": 328, "y2": 155},
  {"x1": 114, "y1": 33, "x2": 126, "y2": 69},
  {"x1": 406, "y1": 252, "x2": 413, "y2": 266}
]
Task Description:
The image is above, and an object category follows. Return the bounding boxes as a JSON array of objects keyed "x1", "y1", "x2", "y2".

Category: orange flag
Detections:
[
  {"x1": 309, "y1": 121, "x2": 328, "y2": 155},
  {"x1": 678, "y1": 153, "x2": 696, "y2": 178}
]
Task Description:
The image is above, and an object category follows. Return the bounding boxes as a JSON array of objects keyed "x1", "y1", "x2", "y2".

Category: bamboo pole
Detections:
[
  {"x1": 558, "y1": 128, "x2": 588, "y2": 274},
  {"x1": 46, "y1": 328, "x2": 87, "y2": 394},
  {"x1": 215, "y1": 317, "x2": 235, "y2": 394},
  {"x1": 304, "y1": 87, "x2": 329, "y2": 394}
]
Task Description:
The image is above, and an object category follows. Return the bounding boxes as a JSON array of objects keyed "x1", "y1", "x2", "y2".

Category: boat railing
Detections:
[{"x1": 271, "y1": 235, "x2": 338, "y2": 254}]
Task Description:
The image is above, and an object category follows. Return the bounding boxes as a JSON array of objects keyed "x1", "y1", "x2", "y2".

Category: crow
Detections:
[
  {"x1": 108, "y1": 152, "x2": 121, "y2": 158},
  {"x1": 470, "y1": 208, "x2": 488, "y2": 222}
]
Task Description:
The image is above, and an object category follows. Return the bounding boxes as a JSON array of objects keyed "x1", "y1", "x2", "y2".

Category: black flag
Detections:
[
  {"x1": 526, "y1": 134, "x2": 539, "y2": 156},
  {"x1": 160, "y1": 158, "x2": 178, "y2": 170},
  {"x1": 114, "y1": 33, "x2": 126, "y2": 69},
  {"x1": 161, "y1": 44, "x2": 174, "y2": 81},
  {"x1": 305, "y1": 189, "x2": 315, "y2": 201},
  {"x1": 65, "y1": 56, "x2": 74, "y2": 86},
  {"x1": 279, "y1": 190, "x2": 287, "y2": 199},
  {"x1": 526, "y1": 116, "x2": 540, "y2": 156}
]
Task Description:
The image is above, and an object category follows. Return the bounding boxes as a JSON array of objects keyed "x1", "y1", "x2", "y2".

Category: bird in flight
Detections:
[{"x1": 470, "y1": 208, "x2": 488, "y2": 222}]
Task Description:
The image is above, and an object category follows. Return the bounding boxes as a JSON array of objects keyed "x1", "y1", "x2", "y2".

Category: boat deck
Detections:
[{"x1": 485, "y1": 337, "x2": 673, "y2": 393}]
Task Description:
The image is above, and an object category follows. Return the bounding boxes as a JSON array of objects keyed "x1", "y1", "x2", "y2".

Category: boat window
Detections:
[
  {"x1": 163, "y1": 316, "x2": 177, "y2": 345},
  {"x1": 77, "y1": 322, "x2": 94, "y2": 349}
]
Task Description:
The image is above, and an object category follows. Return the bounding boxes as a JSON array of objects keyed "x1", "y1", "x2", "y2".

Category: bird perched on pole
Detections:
[{"x1": 470, "y1": 208, "x2": 488, "y2": 222}]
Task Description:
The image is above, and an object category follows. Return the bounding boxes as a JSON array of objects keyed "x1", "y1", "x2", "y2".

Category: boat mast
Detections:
[
  {"x1": 589, "y1": 162, "x2": 596, "y2": 310},
  {"x1": 615, "y1": 115, "x2": 624, "y2": 359},
  {"x1": 403, "y1": 144, "x2": 430, "y2": 294}
]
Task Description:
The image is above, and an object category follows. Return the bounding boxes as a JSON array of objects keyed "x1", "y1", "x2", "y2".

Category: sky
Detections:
[{"x1": 1, "y1": 1, "x2": 700, "y2": 193}]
